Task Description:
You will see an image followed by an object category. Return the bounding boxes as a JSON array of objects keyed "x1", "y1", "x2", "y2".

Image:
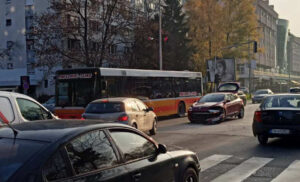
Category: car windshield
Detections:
[
  {"x1": 261, "y1": 95, "x2": 300, "y2": 109},
  {"x1": 199, "y1": 94, "x2": 225, "y2": 103},
  {"x1": 290, "y1": 88, "x2": 300, "y2": 93},
  {"x1": 255, "y1": 90, "x2": 268, "y2": 95},
  {"x1": 0, "y1": 138, "x2": 45, "y2": 182},
  {"x1": 218, "y1": 83, "x2": 238, "y2": 92},
  {"x1": 85, "y1": 102, "x2": 125, "y2": 114}
]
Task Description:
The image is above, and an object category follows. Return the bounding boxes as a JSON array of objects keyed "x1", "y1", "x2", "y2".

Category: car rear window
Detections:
[
  {"x1": 85, "y1": 102, "x2": 125, "y2": 114},
  {"x1": 0, "y1": 138, "x2": 45, "y2": 182},
  {"x1": 262, "y1": 95, "x2": 300, "y2": 108},
  {"x1": 255, "y1": 90, "x2": 268, "y2": 95}
]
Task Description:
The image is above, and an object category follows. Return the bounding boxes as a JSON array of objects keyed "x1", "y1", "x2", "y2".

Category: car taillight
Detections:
[
  {"x1": 254, "y1": 111, "x2": 262, "y2": 122},
  {"x1": 118, "y1": 115, "x2": 128, "y2": 121}
]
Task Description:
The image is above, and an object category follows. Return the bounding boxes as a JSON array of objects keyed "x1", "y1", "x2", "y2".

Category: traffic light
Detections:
[{"x1": 253, "y1": 41, "x2": 258, "y2": 53}]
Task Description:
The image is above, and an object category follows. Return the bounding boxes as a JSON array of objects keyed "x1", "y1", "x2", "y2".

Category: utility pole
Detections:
[
  {"x1": 248, "y1": 41, "x2": 252, "y2": 94},
  {"x1": 159, "y1": 0, "x2": 163, "y2": 70}
]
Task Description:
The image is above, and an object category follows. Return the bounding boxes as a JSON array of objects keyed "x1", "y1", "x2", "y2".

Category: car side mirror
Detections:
[
  {"x1": 47, "y1": 111, "x2": 54, "y2": 119},
  {"x1": 157, "y1": 144, "x2": 167, "y2": 154},
  {"x1": 148, "y1": 107, "x2": 154, "y2": 111}
]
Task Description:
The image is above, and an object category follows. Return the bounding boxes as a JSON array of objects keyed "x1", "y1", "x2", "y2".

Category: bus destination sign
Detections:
[{"x1": 58, "y1": 73, "x2": 93, "y2": 80}]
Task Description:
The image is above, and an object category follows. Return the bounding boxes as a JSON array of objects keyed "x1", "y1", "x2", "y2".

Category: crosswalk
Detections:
[{"x1": 199, "y1": 154, "x2": 300, "y2": 182}]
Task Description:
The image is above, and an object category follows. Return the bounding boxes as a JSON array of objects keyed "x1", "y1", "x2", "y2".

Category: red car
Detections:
[{"x1": 188, "y1": 92, "x2": 244, "y2": 124}]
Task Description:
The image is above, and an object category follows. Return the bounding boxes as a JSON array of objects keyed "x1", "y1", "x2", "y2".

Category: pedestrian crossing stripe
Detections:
[
  {"x1": 200, "y1": 154, "x2": 232, "y2": 172},
  {"x1": 199, "y1": 154, "x2": 300, "y2": 182},
  {"x1": 271, "y1": 160, "x2": 300, "y2": 182},
  {"x1": 211, "y1": 157, "x2": 272, "y2": 182}
]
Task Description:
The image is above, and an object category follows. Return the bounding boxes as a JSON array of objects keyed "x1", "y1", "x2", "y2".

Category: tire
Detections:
[
  {"x1": 149, "y1": 119, "x2": 157, "y2": 135},
  {"x1": 238, "y1": 107, "x2": 244, "y2": 119},
  {"x1": 182, "y1": 168, "x2": 198, "y2": 182},
  {"x1": 178, "y1": 102, "x2": 186, "y2": 117},
  {"x1": 257, "y1": 134, "x2": 268, "y2": 145}
]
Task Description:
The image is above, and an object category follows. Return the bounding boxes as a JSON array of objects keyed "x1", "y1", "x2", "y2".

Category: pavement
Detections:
[{"x1": 153, "y1": 103, "x2": 300, "y2": 182}]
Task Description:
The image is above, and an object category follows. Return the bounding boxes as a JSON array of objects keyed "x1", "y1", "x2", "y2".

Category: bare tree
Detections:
[{"x1": 33, "y1": 0, "x2": 137, "y2": 69}]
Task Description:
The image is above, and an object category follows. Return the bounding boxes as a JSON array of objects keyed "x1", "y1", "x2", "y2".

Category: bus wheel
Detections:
[{"x1": 178, "y1": 102, "x2": 186, "y2": 117}]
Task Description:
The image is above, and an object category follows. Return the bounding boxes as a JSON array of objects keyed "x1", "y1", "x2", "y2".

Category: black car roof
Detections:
[{"x1": 0, "y1": 120, "x2": 131, "y2": 142}]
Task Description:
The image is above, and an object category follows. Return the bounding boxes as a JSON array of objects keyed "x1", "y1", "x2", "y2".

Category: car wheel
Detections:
[
  {"x1": 149, "y1": 119, "x2": 157, "y2": 135},
  {"x1": 178, "y1": 102, "x2": 186, "y2": 117},
  {"x1": 238, "y1": 107, "x2": 244, "y2": 119},
  {"x1": 182, "y1": 168, "x2": 198, "y2": 182},
  {"x1": 257, "y1": 134, "x2": 268, "y2": 145}
]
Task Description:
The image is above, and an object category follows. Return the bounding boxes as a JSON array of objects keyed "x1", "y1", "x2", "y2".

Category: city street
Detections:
[{"x1": 154, "y1": 103, "x2": 300, "y2": 182}]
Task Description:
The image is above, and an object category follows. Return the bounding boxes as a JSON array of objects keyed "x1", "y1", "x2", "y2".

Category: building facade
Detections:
[
  {"x1": 277, "y1": 19, "x2": 289, "y2": 74},
  {"x1": 287, "y1": 33, "x2": 300, "y2": 76},
  {"x1": 255, "y1": 0, "x2": 278, "y2": 70},
  {"x1": 0, "y1": 0, "x2": 51, "y2": 97}
]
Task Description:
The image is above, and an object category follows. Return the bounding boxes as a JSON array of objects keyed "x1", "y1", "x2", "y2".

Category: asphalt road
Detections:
[{"x1": 154, "y1": 103, "x2": 300, "y2": 182}]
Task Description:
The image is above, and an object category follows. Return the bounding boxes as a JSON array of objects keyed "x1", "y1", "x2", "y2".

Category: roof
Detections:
[
  {"x1": 57, "y1": 67, "x2": 202, "y2": 78},
  {"x1": 0, "y1": 120, "x2": 130, "y2": 142},
  {"x1": 0, "y1": 91, "x2": 34, "y2": 100},
  {"x1": 91, "y1": 97, "x2": 134, "y2": 103}
]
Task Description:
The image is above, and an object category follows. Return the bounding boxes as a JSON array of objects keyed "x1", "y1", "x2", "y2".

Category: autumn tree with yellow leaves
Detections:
[{"x1": 185, "y1": 0, "x2": 259, "y2": 74}]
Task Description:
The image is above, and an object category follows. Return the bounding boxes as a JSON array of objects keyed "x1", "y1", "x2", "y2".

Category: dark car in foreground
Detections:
[
  {"x1": 188, "y1": 93, "x2": 244, "y2": 124},
  {"x1": 289, "y1": 87, "x2": 300, "y2": 93},
  {"x1": 252, "y1": 89, "x2": 273, "y2": 104},
  {"x1": 0, "y1": 119, "x2": 200, "y2": 182},
  {"x1": 253, "y1": 94, "x2": 300, "y2": 145}
]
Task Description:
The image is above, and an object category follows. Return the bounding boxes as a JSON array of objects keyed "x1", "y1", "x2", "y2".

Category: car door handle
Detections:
[{"x1": 132, "y1": 172, "x2": 142, "y2": 182}]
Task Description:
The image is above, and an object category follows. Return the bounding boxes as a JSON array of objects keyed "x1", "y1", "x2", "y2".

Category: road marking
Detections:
[
  {"x1": 200, "y1": 154, "x2": 232, "y2": 172},
  {"x1": 272, "y1": 160, "x2": 300, "y2": 182},
  {"x1": 211, "y1": 157, "x2": 273, "y2": 182}
]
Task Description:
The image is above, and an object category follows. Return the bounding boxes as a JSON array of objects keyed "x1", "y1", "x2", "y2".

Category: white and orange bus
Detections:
[{"x1": 54, "y1": 67, "x2": 202, "y2": 119}]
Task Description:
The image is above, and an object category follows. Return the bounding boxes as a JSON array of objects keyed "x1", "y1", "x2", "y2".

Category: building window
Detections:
[
  {"x1": 67, "y1": 39, "x2": 81, "y2": 50},
  {"x1": 6, "y1": 19, "x2": 12, "y2": 26},
  {"x1": 7, "y1": 63, "x2": 13, "y2": 69},
  {"x1": 6, "y1": 41, "x2": 13, "y2": 49},
  {"x1": 44, "y1": 80, "x2": 48, "y2": 88},
  {"x1": 110, "y1": 45, "x2": 117, "y2": 54}
]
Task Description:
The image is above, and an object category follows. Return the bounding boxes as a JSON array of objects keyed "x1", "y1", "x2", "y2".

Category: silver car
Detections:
[
  {"x1": 82, "y1": 98, "x2": 157, "y2": 135},
  {"x1": 252, "y1": 89, "x2": 274, "y2": 103},
  {"x1": 0, "y1": 91, "x2": 57, "y2": 125}
]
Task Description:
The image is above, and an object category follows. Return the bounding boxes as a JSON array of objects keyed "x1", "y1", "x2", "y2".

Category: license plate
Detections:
[{"x1": 270, "y1": 129, "x2": 290, "y2": 135}]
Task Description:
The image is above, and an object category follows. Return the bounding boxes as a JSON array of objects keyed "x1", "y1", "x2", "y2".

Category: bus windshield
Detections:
[{"x1": 57, "y1": 79, "x2": 98, "y2": 107}]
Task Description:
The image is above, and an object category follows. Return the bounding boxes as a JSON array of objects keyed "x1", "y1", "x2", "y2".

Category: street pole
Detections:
[
  {"x1": 159, "y1": 0, "x2": 163, "y2": 70},
  {"x1": 248, "y1": 41, "x2": 251, "y2": 94}
]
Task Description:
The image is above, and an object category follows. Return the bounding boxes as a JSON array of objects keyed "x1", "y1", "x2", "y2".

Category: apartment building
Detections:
[
  {"x1": 287, "y1": 33, "x2": 300, "y2": 75},
  {"x1": 0, "y1": 0, "x2": 51, "y2": 96}
]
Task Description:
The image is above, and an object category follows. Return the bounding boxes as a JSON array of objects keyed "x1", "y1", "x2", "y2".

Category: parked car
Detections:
[
  {"x1": 0, "y1": 91, "x2": 57, "y2": 125},
  {"x1": 82, "y1": 97, "x2": 157, "y2": 135},
  {"x1": 42, "y1": 96, "x2": 55, "y2": 112},
  {"x1": 289, "y1": 87, "x2": 300, "y2": 93},
  {"x1": 252, "y1": 89, "x2": 273, "y2": 103},
  {"x1": 188, "y1": 93, "x2": 244, "y2": 124},
  {"x1": 0, "y1": 119, "x2": 201, "y2": 182},
  {"x1": 253, "y1": 94, "x2": 300, "y2": 145}
]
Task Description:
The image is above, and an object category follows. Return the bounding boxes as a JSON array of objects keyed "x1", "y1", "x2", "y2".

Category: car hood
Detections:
[{"x1": 254, "y1": 94, "x2": 269, "y2": 98}]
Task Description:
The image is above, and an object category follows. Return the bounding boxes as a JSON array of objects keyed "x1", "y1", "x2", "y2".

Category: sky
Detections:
[{"x1": 269, "y1": 0, "x2": 300, "y2": 36}]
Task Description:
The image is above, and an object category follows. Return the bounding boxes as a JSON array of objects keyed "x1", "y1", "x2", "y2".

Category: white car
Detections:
[{"x1": 0, "y1": 91, "x2": 57, "y2": 125}]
